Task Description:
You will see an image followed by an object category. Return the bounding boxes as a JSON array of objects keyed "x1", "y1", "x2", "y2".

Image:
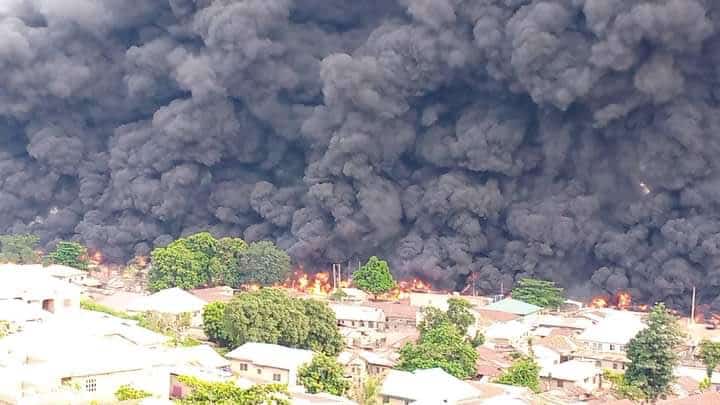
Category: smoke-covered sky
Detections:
[{"x1": 2, "y1": 0, "x2": 720, "y2": 309}]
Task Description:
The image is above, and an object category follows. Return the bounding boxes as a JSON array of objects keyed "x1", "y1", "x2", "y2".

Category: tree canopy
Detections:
[
  {"x1": 495, "y1": 355, "x2": 541, "y2": 393},
  {"x1": 0, "y1": 234, "x2": 39, "y2": 264},
  {"x1": 698, "y1": 339, "x2": 720, "y2": 379},
  {"x1": 176, "y1": 375, "x2": 289, "y2": 405},
  {"x1": 397, "y1": 321, "x2": 477, "y2": 379},
  {"x1": 510, "y1": 278, "x2": 564, "y2": 308},
  {"x1": 352, "y1": 256, "x2": 396, "y2": 297},
  {"x1": 202, "y1": 301, "x2": 228, "y2": 345},
  {"x1": 220, "y1": 288, "x2": 342, "y2": 356},
  {"x1": 148, "y1": 233, "x2": 291, "y2": 291},
  {"x1": 298, "y1": 353, "x2": 350, "y2": 396},
  {"x1": 48, "y1": 241, "x2": 88, "y2": 270},
  {"x1": 234, "y1": 240, "x2": 290, "y2": 286},
  {"x1": 625, "y1": 303, "x2": 684, "y2": 401},
  {"x1": 419, "y1": 297, "x2": 475, "y2": 336}
]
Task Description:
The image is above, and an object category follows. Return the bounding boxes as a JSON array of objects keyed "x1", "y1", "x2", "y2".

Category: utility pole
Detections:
[{"x1": 690, "y1": 286, "x2": 696, "y2": 325}]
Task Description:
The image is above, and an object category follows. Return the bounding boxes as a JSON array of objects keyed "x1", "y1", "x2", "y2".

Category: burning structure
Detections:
[{"x1": 1, "y1": 1, "x2": 720, "y2": 310}]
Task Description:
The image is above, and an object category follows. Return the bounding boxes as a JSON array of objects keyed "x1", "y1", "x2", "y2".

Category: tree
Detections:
[
  {"x1": 471, "y1": 331, "x2": 485, "y2": 348},
  {"x1": 418, "y1": 298, "x2": 475, "y2": 336},
  {"x1": 353, "y1": 375, "x2": 383, "y2": 405},
  {"x1": 148, "y1": 233, "x2": 249, "y2": 291},
  {"x1": 298, "y1": 353, "x2": 350, "y2": 396},
  {"x1": 302, "y1": 299, "x2": 344, "y2": 356},
  {"x1": 698, "y1": 339, "x2": 720, "y2": 379},
  {"x1": 223, "y1": 288, "x2": 310, "y2": 349},
  {"x1": 602, "y1": 370, "x2": 644, "y2": 401},
  {"x1": 397, "y1": 322, "x2": 477, "y2": 379},
  {"x1": 177, "y1": 375, "x2": 289, "y2": 405},
  {"x1": 234, "y1": 240, "x2": 290, "y2": 287},
  {"x1": 353, "y1": 256, "x2": 396, "y2": 298},
  {"x1": 202, "y1": 302, "x2": 228, "y2": 345},
  {"x1": 495, "y1": 355, "x2": 541, "y2": 393},
  {"x1": 625, "y1": 303, "x2": 684, "y2": 401},
  {"x1": 0, "y1": 234, "x2": 39, "y2": 264},
  {"x1": 48, "y1": 241, "x2": 88, "y2": 270},
  {"x1": 510, "y1": 278, "x2": 564, "y2": 308}
]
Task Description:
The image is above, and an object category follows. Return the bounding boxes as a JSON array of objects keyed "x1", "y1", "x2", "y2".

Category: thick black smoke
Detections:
[{"x1": 2, "y1": 0, "x2": 720, "y2": 310}]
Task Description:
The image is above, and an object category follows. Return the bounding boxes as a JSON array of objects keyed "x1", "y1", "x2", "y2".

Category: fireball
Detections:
[
  {"x1": 616, "y1": 292, "x2": 631, "y2": 310},
  {"x1": 590, "y1": 296, "x2": 608, "y2": 308}
]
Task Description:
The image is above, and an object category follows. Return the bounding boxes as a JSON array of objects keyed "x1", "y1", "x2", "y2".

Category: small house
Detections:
[{"x1": 225, "y1": 342, "x2": 314, "y2": 388}]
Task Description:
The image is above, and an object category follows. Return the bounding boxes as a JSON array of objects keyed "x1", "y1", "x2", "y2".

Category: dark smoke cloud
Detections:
[{"x1": 2, "y1": 0, "x2": 720, "y2": 310}]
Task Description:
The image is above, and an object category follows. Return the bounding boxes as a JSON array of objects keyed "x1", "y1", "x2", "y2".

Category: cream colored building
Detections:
[
  {"x1": 226, "y1": 342, "x2": 314, "y2": 388},
  {"x1": 127, "y1": 287, "x2": 208, "y2": 328},
  {"x1": 380, "y1": 368, "x2": 482, "y2": 404},
  {"x1": 330, "y1": 304, "x2": 386, "y2": 331},
  {"x1": 0, "y1": 266, "x2": 81, "y2": 316}
]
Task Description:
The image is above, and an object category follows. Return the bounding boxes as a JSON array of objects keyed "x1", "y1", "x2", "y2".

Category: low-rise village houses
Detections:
[
  {"x1": 338, "y1": 350, "x2": 395, "y2": 388},
  {"x1": 540, "y1": 359, "x2": 603, "y2": 396},
  {"x1": 574, "y1": 310, "x2": 646, "y2": 371},
  {"x1": 0, "y1": 266, "x2": 81, "y2": 316},
  {"x1": 365, "y1": 301, "x2": 417, "y2": 331},
  {"x1": 380, "y1": 368, "x2": 484, "y2": 405},
  {"x1": 225, "y1": 342, "x2": 314, "y2": 389},
  {"x1": 330, "y1": 304, "x2": 386, "y2": 331},
  {"x1": 189, "y1": 286, "x2": 235, "y2": 303}
]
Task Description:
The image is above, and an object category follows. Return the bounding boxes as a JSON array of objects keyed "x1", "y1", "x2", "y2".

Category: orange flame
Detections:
[
  {"x1": 616, "y1": 292, "x2": 632, "y2": 310},
  {"x1": 280, "y1": 268, "x2": 333, "y2": 296},
  {"x1": 134, "y1": 256, "x2": 149, "y2": 268},
  {"x1": 590, "y1": 296, "x2": 608, "y2": 308},
  {"x1": 88, "y1": 249, "x2": 103, "y2": 265}
]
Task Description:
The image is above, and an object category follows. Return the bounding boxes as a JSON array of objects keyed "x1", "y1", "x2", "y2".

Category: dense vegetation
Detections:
[
  {"x1": 418, "y1": 297, "x2": 476, "y2": 336},
  {"x1": 495, "y1": 354, "x2": 541, "y2": 393},
  {"x1": 114, "y1": 385, "x2": 152, "y2": 401},
  {"x1": 48, "y1": 241, "x2": 89, "y2": 270},
  {"x1": 148, "y1": 232, "x2": 289, "y2": 291},
  {"x1": 176, "y1": 375, "x2": 289, "y2": 405},
  {"x1": 510, "y1": 278, "x2": 564, "y2": 308},
  {"x1": 0, "y1": 234, "x2": 40, "y2": 264},
  {"x1": 397, "y1": 321, "x2": 477, "y2": 379},
  {"x1": 203, "y1": 288, "x2": 343, "y2": 356}
]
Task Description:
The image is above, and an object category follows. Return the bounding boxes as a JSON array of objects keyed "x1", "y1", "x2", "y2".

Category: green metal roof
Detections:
[{"x1": 484, "y1": 298, "x2": 542, "y2": 316}]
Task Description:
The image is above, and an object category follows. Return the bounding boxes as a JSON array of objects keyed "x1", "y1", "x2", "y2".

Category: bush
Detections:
[{"x1": 115, "y1": 385, "x2": 152, "y2": 401}]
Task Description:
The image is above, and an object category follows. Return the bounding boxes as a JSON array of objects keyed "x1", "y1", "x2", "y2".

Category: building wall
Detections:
[
  {"x1": 580, "y1": 340, "x2": 627, "y2": 354},
  {"x1": 381, "y1": 395, "x2": 413, "y2": 405},
  {"x1": 62, "y1": 367, "x2": 168, "y2": 403},
  {"x1": 338, "y1": 318, "x2": 385, "y2": 331},
  {"x1": 385, "y1": 317, "x2": 416, "y2": 331},
  {"x1": 541, "y1": 373, "x2": 601, "y2": 393},
  {"x1": 230, "y1": 360, "x2": 294, "y2": 386}
]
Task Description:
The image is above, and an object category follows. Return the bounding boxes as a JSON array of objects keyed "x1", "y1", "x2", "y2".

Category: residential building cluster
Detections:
[{"x1": 1, "y1": 263, "x2": 719, "y2": 404}]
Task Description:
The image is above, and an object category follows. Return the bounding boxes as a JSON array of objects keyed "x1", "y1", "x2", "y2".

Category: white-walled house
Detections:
[
  {"x1": 380, "y1": 368, "x2": 482, "y2": 404},
  {"x1": 540, "y1": 360, "x2": 602, "y2": 393},
  {"x1": 0, "y1": 267, "x2": 81, "y2": 316},
  {"x1": 226, "y1": 342, "x2": 314, "y2": 389},
  {"x1": 330, "y1": 304, "x2": 386, "y2": 331}
]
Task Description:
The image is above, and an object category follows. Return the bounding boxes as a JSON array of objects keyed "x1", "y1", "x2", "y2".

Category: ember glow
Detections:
[
  {"x1": 280, "y1": 268, "x2": 333, "y2": 296},
  {"x1": 88, "y1": 249, "x2": 104, "y2": 265}
]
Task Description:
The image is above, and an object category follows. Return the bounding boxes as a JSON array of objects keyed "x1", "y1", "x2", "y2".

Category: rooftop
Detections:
[
  {"x1": 483, "y1": 298, "x2": 542, "y2": 316},
  {"x1": 365, "y1": 301, "x2": 417, "y2": 319},
  {"x1": 540, "y1": 359, "x2": 599, "y2": 382},
  {"x1": 536, "y1": 335, "x2": 579, "y2": 354},
  {"x1": 381, "y1": 368, "x2": 481, "y2": 403},
  {"x1": 226, "y1": 342, "x2": 314, "y2": 370},
  {"x1": 578, "y1": 312, "x2": 645, "y2": 345},
  {"x1": 127, "y1": 287, "x2": 207, "y2": 314},
  {"x1": 330, "y1": 304, "x2": 385, "y2": 322},
  {"x1": 190, "y1": 286, "x2": 235, "y2": 303},
  {"x1": 0, "y1": 267, "x2": 80, "y2": 300},
  {"x1": 474, "y1": 308, "x2": 520, "y2": 323}
]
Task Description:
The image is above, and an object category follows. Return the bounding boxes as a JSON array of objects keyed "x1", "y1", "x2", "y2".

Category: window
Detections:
[
  {"x1": 273, "y1": 373, "x2": 281, "y2": 382},
  {"x1": 382, "y1": 396, "x2": 390, "y2": 404},
  {"x1": 557, "y1": 380, "x2": 564, "y2": 388},
  {"x1": 621, "y1": 363, "x2": 626, "y2": 370},
  {"x1": 609, "y1": 344, "x2": 616, "y2": 351},
  {"x1": 85, "y1": 378, "x2": 97, "y2": 393},
  {"x1": 613, "y1": 363, "x2": 618, "y2": 370},
  {"x1": 239, "y1": 363, "x2": 248, "y2": 371},
  {"x1": 595, "y1": 361, "x2": 601, "y2": 367},
  {"x1": 369, "y1": 321, "x2": 374, "y2": 328},
  {"x1": 351, "y1": 321, "x2": 356, "y2": 327},
  {"x1": 257, "y1": 369, "x2": 262, "y2": 375},
  {"x1": 63, "y1": 299, "x2": 72, "y2": 308}
]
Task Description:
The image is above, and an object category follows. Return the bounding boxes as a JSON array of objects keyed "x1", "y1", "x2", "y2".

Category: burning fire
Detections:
[
  {"x1": 88, "y1": 249, "x2": 104, "y2": 265},
  {"x1": 134, "y1": 255, "x2": 149, "y2": 268},
  {"x1": 616, "y1": 291, "x2": 632, "y2": 310},
  {"x1": 590, "y1": 296, "x2": 609, "y2": 308},
  {"x1": 279, "y1": 268, "x2": 333, "y2": 296}
]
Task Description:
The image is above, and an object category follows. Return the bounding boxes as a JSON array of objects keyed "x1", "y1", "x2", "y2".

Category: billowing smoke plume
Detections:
[{"x1": 2, "y1": 0, "x2": 720, "y2": 310}]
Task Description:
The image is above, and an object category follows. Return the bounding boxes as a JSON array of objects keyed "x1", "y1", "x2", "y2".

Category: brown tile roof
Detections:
[
  {"x1": 476, "y1": 346, "x2": 512, "y2": 377},
  {"x1": 659, "y1": 392, "x2": 720, "y2": 405},
  {"x1": 475, "y1": 308, "x2": 520, "y2": 323},
  {"x1": 190, "y1": 286, "x2": 234, "y2": 303},
  {"x1": 366, "y1": 301, "x2": 417, "y2": 319},
  {"x1": 537, "y1": 335, "x2": 578, "y2": 354}
]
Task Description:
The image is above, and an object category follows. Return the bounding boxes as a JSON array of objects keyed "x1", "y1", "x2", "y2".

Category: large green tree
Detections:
[
  {"x1": 419, "y1": 298, "x2": 475, "y2": 336},
  {"x1": 353, "y1": 256, "x2": 396, "y2": 298},
  {"x1": 298, "y1": 353, "x2": 350, "y2": 396},
  {"x1": 397, "y1": 322, "x2": 477, "y2": 379},
  {"x1": 48, "y1": 241, "x2": 89, "y2": 270},
  {"x1": 148, "y1": 232, "x2": 248, "y2": 291},
  {"x1": 625, "y1": 303, "x2": 684, "y2": 401},
  {"x1": 698, "y1": 339, "x2": 720, "y2": 379},
  {"x1": 495, "y1": 355, "x2": 541, "y2": 393},
  {"x1": 0, "y1": 234, "x2": 40, "y2": 264},
  {"x1": 352, "y1": 376, "x2": 383, "y2": 405},
  {"x1": 234, "y1": 240, "x2": 290, "y2": 286},
  {"x1": 302, "y1": 299, "x2": 344, "y2": 356},
  {"x1": 510, "y1": 278, "x2": 564, "y2": 308},
  {"x1": 219, "y1": 289, "x2": 342, "y2": 356},
  {"x1": 177, "y1": 375, "x2": 289, "y2": 405}
]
